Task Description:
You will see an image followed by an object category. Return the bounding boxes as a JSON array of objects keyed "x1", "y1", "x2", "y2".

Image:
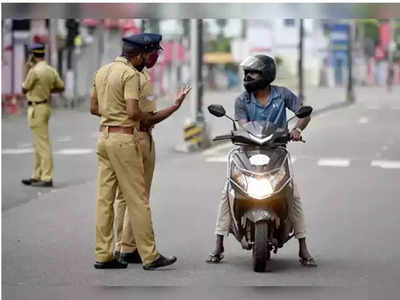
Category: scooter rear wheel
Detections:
[{"x1": 252, "y1": 221, "x2": 271, "y2": 272}]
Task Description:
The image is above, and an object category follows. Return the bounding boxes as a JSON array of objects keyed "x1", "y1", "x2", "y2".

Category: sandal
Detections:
[
  {"x1": 206, "y1": 252, "x2": 224, "y2": 264},
  {"x1": 299, "y1": 257, "x2": 318, "y2": 267}
]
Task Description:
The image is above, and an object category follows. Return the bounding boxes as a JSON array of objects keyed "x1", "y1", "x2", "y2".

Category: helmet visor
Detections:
[{"x1": 240, "y1": 56, "x2": 266, "y2": 72}]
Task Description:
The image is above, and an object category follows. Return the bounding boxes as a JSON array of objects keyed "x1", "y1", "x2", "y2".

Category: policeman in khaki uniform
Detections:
[
  {"x1": 90, "y1": 34, "x2": 191, "y2": 270},
  {"x1": 21, "y1": 44, "x2": 65, "y2": 188},
  {"x1": 114, "y1": 34, "x2": 163, "y2": 264}
]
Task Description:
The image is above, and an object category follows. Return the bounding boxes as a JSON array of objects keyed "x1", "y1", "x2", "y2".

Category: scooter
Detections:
[{"x1": 208, "y1": 104, "x2": 312, "y2": 272}]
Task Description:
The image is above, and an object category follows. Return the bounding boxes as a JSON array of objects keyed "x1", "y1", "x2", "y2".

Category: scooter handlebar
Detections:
[
  {"x1": 281, "y1": 135, "x2": 306, "y2": 143},
  {"x1": 213, "y1": 134, "x2": 233, "y2": 142}
]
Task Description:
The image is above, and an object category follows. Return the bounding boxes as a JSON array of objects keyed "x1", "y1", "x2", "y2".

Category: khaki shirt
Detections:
[
  {"x1": 22, "y1": 61, "x2": 64, "y2": 102},
  {"x1": 92, "y1": 57, "x2": 141, "y2": 128},
  {"x1": 139, "y1": 67, "x2": 157, "y2": 113}
]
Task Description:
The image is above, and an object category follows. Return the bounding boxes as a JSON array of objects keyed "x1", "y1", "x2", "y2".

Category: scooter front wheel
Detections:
[{"x1": 252, "y1": 221, "x2": 271, "y2": 272}]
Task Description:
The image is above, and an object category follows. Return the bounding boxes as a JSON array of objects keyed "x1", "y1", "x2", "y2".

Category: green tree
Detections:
[
  {"x1": 395, "y1": 23, "x2": 400, "y2": 50},
  {"x1": 356, "y1": 19, "x2": 380, "y2": 46},
  {"x1": 213, "y1": 37, "x2": 231, "y2": 52}
]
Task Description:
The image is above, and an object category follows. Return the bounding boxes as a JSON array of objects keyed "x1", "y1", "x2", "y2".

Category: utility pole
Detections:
[
  {"x1": 97, "y1": 20, "x2": 104, "y2": 68},
  {"x1": 298, "y1": 19, "x2": 305, "y2": 102},
  {"x1": 49, "y1": 19, "x2": 57, "y2": 68},
  {"x1": 346, "y1": 20, "x2": 355, "y2": 103},
  {"x1": 389, "y1": 19, "x2": 397, "y2": 64},
  {"x1": 190, "y1": 19, "x2": 204, "y2": 122},
  {"x1": 180, "y1": 19, "x2": 209, "y2": 152},
  {"x1": 49, "y1": 19, "x2": 59, "y2": 106},
  {"x1": 65, "y1": 19, "x2": 79, "y2": 107},
  {"x1": 241, "y1": 20, "x2": 247, "y2": 39},
  {"x1": 141, "y1": 19, "x2": 146, "y2": 32}
]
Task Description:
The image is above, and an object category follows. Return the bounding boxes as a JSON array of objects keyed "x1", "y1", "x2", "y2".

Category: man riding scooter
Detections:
[{"x1": 206, "y1": 54, "x2": 317, "y2": 267}]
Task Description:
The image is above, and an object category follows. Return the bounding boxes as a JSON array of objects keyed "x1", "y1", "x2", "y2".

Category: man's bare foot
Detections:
[
  {"x1": 298, "y1": 238, "x2": 317, "y2": 267},
  {"x1": 206, "y1": 235, "x2": 225, "y2": 263}
]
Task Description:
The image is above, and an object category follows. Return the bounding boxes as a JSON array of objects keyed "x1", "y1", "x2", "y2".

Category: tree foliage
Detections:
[{"x1": 356, "y1": 19, "x2": 380, "y2": 46}]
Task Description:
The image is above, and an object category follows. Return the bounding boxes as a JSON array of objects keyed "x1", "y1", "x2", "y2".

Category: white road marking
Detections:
[
  {"x1": 2, "y1": 148, "x2": 34, "y2": 154},
  {"x1": 204, "y1": 156, "x2": 400, "y2": 170},
  {"x1": 3, "y1": 148, "x2": 95, "y2": 155},
  {"x1": 202, "y1": 142, "x2": 233, "y2": 156},
  {"x1": 358, "y1": 117, "x2": 369, "y2": 124},
  {"x1": 371, "y1": 160, "x2": 400, "y2": 169},
  {"x1": 55, "y1": 148, "x2": 94, "y2": 155},
  {"x1": 56, "y1": 136, "x2": 72, "y2": 142},
  {"x1": 205, "y1": 155, "x2": 228, "y2": 163},
  {"x1": 17, "y1": 142, "x2": 33, "y2": 148},
  {"x1": 318, "y1": 158, "x2": 350, "y2": 167}
]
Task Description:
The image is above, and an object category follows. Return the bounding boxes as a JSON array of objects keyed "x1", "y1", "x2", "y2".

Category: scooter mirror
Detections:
[
  {"x1": 208, "y1": 104, "x2": 226, "y2": 117},
  {"x1": 295, "y1": 106, "x2": 313, "y2": 118}
]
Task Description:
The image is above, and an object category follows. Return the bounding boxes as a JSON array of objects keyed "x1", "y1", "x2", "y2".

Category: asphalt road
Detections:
[{"x1": 2, "y1": 86, "x2": 400, "y2": 299}]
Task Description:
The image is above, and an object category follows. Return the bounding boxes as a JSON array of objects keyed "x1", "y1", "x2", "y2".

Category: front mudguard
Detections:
[{"x1": 244, "y1": 209, "x2": 281, "y2": 228}]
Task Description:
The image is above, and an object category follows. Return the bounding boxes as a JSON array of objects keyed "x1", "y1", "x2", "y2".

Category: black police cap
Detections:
[
  {"x1": 143, "y1": 33, "x2": 163, "y2": 51},
  {"x1": 122, "y1": 33, "x2": 162, "y2": 51},
  {"x1": 30, "y1": 43, "x2": 45, "y2": 54}
]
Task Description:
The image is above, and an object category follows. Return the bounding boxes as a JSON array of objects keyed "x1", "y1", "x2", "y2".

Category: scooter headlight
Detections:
[
  {"x1": 247, "y1": 176, "x2": 273, "y2": 199},
  {"x1": 247, "y1": 166, "x2": 287, "y2": 200},
  {"x1": 231, "y1": 163, "x2": 247, "y2": 190}
]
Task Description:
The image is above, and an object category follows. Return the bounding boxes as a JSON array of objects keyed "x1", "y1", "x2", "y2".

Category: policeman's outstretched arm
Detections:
[
  {"x1": 51, "y1": 87, "x2": 65, "y2": 93},
  {"x1": 141, "y1": 85, "x2": 192, "y2": 128}
]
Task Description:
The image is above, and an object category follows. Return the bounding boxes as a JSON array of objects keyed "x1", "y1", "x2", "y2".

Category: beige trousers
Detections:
[
  {"x1": 95, "y1": 131, "x2": 159, "y2": 265},
  {"x1": 115, "y1": 132, "x2": 155, "y2": 253},
  {"x1": 215, "y1": 181, "x2": 306, "y2": 239},
  {"x1": 27, "y1": 103, "x2": 53, "y2": 181}
]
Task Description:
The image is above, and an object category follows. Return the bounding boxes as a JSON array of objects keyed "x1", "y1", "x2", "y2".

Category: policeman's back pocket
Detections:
[
  {"x1": 111, "y1": 133, "x2": 141, "y2": 164},
  {"x1": 28, "y1": 105, "x2": 51, "y2": 128}
]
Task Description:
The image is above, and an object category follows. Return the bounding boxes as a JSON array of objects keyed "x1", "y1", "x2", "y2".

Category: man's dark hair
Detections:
[
  {"x1": 33, "y1": 52, "x2": 45, "y2": 58},
  {"x1": 121, "y1": 43, "x2": 143, "y2": 59}
]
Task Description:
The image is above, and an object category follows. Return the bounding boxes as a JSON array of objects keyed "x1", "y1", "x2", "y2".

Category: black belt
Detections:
[{"x1": 28, "y1": 100, "x2": 48, "y2": 106}]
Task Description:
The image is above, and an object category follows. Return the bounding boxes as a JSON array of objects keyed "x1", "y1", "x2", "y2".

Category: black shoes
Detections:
[
  {"x1": 143, "y1": 254, "x2": 177, "y2": 271},
  {"x1": 22, "y1": 178, "x2": 53, "y2": 187},
  {"x1": 116, "y1": 250, "x2": 142, "y2": 264},
  {"x1": 94, "y1": 258, "x2": 128, "y2": 269},
  {"x1": 94, "y1": 253, "x2": 176, "y2": 270},
  {"x1": 21, "y1": 178, "x2": 40, "y2": 186},
  {"x1": 31, "y1": 180, "x2": 53, "y2": 187}
]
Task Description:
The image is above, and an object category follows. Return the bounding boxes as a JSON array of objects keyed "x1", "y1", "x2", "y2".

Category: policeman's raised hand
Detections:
[
  {"x1": 174, "y1": 85, "x2": 192, "y2": 109},
  {"x1": 25, "y1": 62, "x2": 33, "y2": 71}
]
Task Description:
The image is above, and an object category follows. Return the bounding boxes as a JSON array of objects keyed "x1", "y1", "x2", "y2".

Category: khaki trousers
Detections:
[
  {"x1": 215, "y1": 181, "x2": 307, "y2": 239},
  {"x1": 95, "y1": 131, "x2": 159, "y2": 265},
  {"x1": 27, "y1": 103, "x2": 53, "y2": 181},
  {"x1": 115, "y1": 132, "x2": 155, "y2": 253}
]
